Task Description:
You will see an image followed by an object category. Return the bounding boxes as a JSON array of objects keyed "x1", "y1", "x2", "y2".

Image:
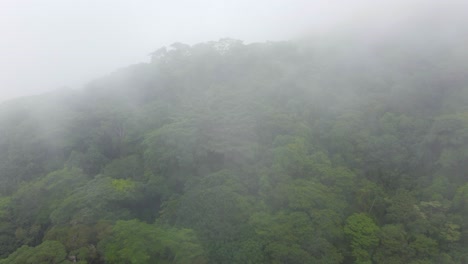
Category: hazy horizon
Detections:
[{"x1": 1, "y1": 0, "x2": 465, "y2": 102}]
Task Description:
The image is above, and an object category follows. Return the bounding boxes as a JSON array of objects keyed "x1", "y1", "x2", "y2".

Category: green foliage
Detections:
[
  {"x1": 99, "y1": 219, "x2": 206, "y2": 264},
  {"x1": 386, "y1": 189, "x2": 426, "y2": 233},
  {"x1": 373, "y1": 224, "x2": 410, "y2": 263},
  {"x1": 250, "y1": 211, "x2": 343, "y2": 264},
  {"x1": 374, "y1": 225, "x2": 440, "y2": 263},
  {"x1": 0, "y1": 36, "x2": 467, "y2": 263},
  {"x1": 49, "y1": 176, "x2": 141, "y2": 225},
  {"x1": 0, "y1": 240, "x2": 67, "y2": 264},
  {"x1": 175, "y1": 170, "x2": 256, "y2": 262},
  {"x1": 454, "y1": 183, "x2": 468, "y2": 215},
  {"x1": 103, "y1": 154, "x2": 144, "y2": 180},
  {"x1": 0, "y1": 197, "x2": 10, "y2": 221},
  {"x1": 344, "y1": 213, "x2": 379, "y2": 263}
]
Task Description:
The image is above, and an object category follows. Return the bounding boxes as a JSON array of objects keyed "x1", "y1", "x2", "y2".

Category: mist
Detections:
[
  {"x1": 2, "y1": 0, "x2": 465, "y2": 102},
  {"x1": 0, "y1": 1, "x2": 467, "y2": 263},
  {"x1": 0, "y1": 0, "x2": 331, "y2": 101}
]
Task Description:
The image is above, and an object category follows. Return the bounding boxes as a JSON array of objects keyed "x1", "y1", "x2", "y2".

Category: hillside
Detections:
[{"x1": 0, "y1": 35, "x2": 467, "y2": 263}]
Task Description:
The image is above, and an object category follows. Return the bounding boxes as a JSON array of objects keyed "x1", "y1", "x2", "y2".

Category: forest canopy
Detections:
[{"x1": 0, "y1": 27, "x2": 467, "y2": 263}]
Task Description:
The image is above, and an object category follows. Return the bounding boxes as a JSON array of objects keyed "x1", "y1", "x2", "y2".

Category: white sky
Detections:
[{"x1": 0, "y1": 0, "x2": 464, "y2": 102}]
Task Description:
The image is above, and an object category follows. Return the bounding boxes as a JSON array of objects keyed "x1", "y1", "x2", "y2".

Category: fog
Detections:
[
  {"x1": 1, "y1": 0, "x2": 464, "y2": 102},
  {"x1": 1, "y1": 1, "x2": 468, "y2": 262},
  {"x1": 0, "y1": 0, "x2": 333, "y2": 102}
]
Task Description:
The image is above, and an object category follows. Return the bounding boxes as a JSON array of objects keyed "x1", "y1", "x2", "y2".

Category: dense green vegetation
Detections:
[{"x1": 0, "y1": 30, "x2": 467, "y2": 263}]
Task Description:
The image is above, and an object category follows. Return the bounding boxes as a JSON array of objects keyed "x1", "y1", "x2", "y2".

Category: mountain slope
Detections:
[{"x1": 0, "y1": 36, "x2": 467, "y2": 263}]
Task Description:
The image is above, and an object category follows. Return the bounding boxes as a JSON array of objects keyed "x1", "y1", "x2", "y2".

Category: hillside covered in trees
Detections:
[{"x1": 0, "y1": 28, "x2": 467, "y2": 263}]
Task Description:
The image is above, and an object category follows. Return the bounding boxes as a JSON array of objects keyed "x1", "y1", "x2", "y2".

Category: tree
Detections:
[
  {"x1": 99, "y1": 219, "x2": 206, "y2": 264},
  {"x1": 373, "y1": 224, "x2": 409, "y2": 263},
  {"x1": 0, "y1": 240, "x2": 67, "y2": 264},
  {"x1": 344, "y1": 213, "x2": 380, "y2": 264}
]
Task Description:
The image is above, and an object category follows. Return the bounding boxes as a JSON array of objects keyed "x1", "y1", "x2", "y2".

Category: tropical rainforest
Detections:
[{"x1": 0, "y1": 25, "x2": 467, "y2": 264}]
